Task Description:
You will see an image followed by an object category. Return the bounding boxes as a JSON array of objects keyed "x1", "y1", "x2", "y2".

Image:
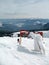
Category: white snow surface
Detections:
[{"x1": 0, "y1": 37, "x2": 49, "y2": 65}]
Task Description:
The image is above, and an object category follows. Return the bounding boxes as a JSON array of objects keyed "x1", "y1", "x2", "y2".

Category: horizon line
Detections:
[{"x1": 0, "y1": 18, "x2": 49, "y2": 19}]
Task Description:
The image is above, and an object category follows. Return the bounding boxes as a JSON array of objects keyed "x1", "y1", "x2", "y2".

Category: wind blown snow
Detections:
[{"x1": 0, "y1": 37, "x2": 49, "y2": 65}]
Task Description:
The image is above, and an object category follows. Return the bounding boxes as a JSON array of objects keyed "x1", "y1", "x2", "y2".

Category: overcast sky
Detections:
[{"x1": 0, "y1": 0, "x2": 49, "y2": 19}]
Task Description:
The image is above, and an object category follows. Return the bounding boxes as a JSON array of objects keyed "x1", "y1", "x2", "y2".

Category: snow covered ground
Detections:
[{"x1": 0, "y1": 36, "x2": 49, "y2": 65}]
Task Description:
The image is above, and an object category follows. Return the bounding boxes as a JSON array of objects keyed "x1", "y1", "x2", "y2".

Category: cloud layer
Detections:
[{"x1": 0, "y1": 0, "x2": 49, "y2": 18}]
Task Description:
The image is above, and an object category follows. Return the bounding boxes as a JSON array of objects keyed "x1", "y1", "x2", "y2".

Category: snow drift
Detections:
[{"x1": 0, "y1": 36, "x2": 49, "y2": 65}]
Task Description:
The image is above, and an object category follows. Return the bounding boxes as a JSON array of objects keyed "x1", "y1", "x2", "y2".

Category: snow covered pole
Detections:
[
  {"x1": 28, "y1": 32, "x2": 45, "y2": 54},
  {"x1": 19, "y1": 35, "x2": 22, "y2": 45},
  {"x1": 19, "y1": 30, "x2": 29, "y2": 45}
]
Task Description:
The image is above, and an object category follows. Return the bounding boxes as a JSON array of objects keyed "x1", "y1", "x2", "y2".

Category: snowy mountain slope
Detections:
[{"x1": 0, "y1": 37, "x2": 49, "y2": 65}]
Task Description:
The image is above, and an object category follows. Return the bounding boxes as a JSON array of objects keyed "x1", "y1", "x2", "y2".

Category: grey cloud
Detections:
[
  {"x1": 0, "y1": 0, "x2": 49, "y2": 18},
  {"x1": 4, "y1": 12, "x2": 29, "y2": 15},
  {"x1": 0, "y1": 0, "x2": 44, "y2": 5},
  {"x1": 13, "y1": 0, "x2": 47, "y2": 5}
]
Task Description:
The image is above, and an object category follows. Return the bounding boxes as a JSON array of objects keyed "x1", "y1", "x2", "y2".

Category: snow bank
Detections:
[
  {"x1": 0, "y1": 37, "x2": 49, "y2": 65},
  {"x1": 12, "y1": 32, "x2": 20, "y2": 37},
  {"x1": 43, "y1": 31, "x2": 49, "y2": 38},
  {"x1": 12, "y1": 31, "x2": 49, "y2": 38}
]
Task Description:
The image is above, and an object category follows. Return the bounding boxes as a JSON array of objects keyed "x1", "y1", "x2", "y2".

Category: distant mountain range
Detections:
[{"x1": 0, "y1": 19, "x2": 49, "y2": 32}]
